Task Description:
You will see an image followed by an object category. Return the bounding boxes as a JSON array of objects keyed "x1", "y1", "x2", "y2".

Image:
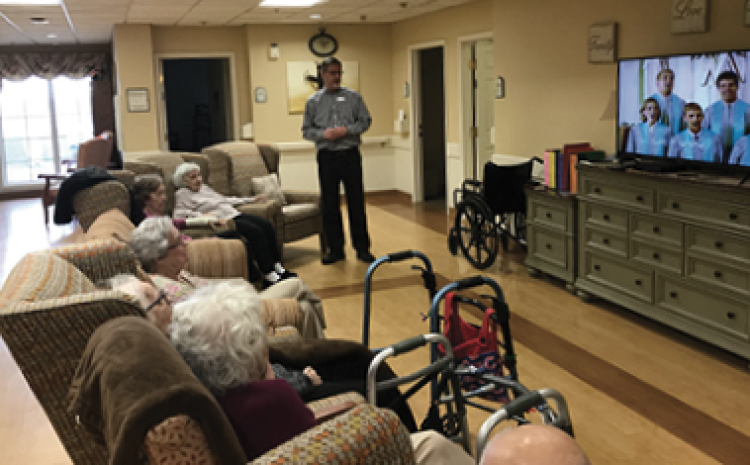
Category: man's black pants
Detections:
[{"x1": 317, "y1": 147, "x2": 371, "y2": 254}]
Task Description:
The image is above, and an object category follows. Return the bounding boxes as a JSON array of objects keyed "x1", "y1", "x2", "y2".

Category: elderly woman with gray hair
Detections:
[{"x1": 172, "y1": 162, "x2": 294, "y2": 287}]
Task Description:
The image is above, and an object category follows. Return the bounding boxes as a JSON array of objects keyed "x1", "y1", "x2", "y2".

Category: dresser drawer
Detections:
[
  {"x1": 631, "y1": 240, "x2": 682, "y2": 275},
  {"x1": 527, "y1": 225, "x2": 568, "y2": 269},
  {"x1": 584, "y1": 226, "x2": 627, "y2": 258},
  {"x1": 685, "y1": 256, "x2": 748, "y2": 295},
  {"x1": 582, "y1": 202, "x2": 628, "y2": 233},
  {"x1": 582, "y1": 251, "x2": 653, "y2": 303},
  {"x1": 630, "y1": 213, "x2": 683, "y2": 247},
  {"x1": 657, "y1": 276, "x2": 748, "y2": 340},
  {"x1": 685, "y1": 226, "x2": 750, "y2": 264},
  {"x1": 528, "y1": 199, "x2": 569, "y2": 232},
  {"x1": 658, "y1": 192, "x2": 750, "y2": 233},
  {"x1": 581, "y1": 178, "x2": 654, "y2": 211}
]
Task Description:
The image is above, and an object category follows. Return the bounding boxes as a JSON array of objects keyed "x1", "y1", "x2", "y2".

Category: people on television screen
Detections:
[
  {"x1": 666, "y1": 103, "x2": 723, "y2": 162},
  {"x1": 728, "y1": 134, "x2": 750, "y2": 166},
  {"x1": 702, "y1": 70, "x2": 750, "y2": 163},
  {"x1": 625, "y1": 98, "x2": 671, "y2": 156},
  {"x1": 650, "y1": 69, "x2": 685, "y2": 137}
]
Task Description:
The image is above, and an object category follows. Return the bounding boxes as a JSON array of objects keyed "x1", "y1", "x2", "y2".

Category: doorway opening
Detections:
[
  {"x1": 414, "y1": 46, "x2": 446, "y2": 206},
  {"x1": 159, "y1": 57, "x2": 234, "y2": 152}
]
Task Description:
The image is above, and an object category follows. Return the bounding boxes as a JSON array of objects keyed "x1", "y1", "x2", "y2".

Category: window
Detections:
[{"x1": 0, "y1": 75, "x2": 93, "y2": 186}]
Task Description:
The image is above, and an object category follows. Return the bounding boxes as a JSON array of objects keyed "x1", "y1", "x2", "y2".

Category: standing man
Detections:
[
  {"x1": 702, "y1": 70, "x2": 750, "y2": 163},
  {"x1": 302, "y1": 57, "x2": 375, "y2": 265},
  {"x1": 649, "y1": 68, "x2": 685, "y2": 137}
]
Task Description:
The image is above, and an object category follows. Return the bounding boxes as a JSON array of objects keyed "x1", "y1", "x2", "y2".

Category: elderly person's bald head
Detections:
[{"x1": 480, "y1": 425, "x2": 590, "y2": 465}]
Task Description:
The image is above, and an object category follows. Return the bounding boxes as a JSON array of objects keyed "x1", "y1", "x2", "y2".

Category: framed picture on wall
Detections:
[
  {"x1": 671, "y1": 0, "x2": 708, "y2": 33},
  {"x1": 126, "y1": 88, "x2": 150, "y2": 112},
  {"x1": 588, "y1": 22, "x2": 617, "y2": 64}
]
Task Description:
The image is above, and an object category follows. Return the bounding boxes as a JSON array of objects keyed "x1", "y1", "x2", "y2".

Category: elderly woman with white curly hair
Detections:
[{"x1": 172, "y1": 162, "x2": 294, "y2": 288}]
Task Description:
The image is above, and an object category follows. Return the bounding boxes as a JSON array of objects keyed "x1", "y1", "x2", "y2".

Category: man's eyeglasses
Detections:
[{"x1": 145, "y1": 290, "x2": 170, "y2": 313}]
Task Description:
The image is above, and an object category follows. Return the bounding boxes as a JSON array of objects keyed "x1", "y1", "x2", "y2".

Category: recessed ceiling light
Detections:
[
  {"x1": 310, "y1": 13, "x2": 321, "y2": 19},
  {"x1": 259, "y1": 0, "x2": 321, "y2": 7},
  {"x1": 46, "y1": 33, "x2": 56, "y2": 38},
  {"x1": 30, "y1": 17, "x2": 49, "y2": 25},
  {"x1": 0, "y1": 0, "x2": 60, "y2": 5}
]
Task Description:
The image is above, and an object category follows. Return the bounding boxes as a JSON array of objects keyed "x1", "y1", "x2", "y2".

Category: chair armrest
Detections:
[
  {"x1": 72, "y1": 180, "x2": 131, "y2": 232},
  {"x1": 251, "y1": 403, "x2": 415, "y2": 464},
  {"x1": 307, "y1": 391, "x2": 366, "y2": 423},
  {"x1": 107, "y1": 169, "x2": 136, "y2": 189},
  {"x1": 186, "y1": 237, "x2": 249, "y2": 280},
  {"x1": 283, "y1": 190, "x2": 321, "y2": 205}
]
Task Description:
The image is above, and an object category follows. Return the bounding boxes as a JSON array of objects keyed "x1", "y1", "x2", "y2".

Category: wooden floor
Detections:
[{"x1": 1, "y1": 195, "x2": 749, "y2": 464}]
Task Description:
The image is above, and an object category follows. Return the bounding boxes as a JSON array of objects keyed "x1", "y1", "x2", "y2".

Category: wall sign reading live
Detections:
[{"x1": 671, "y1": 0, "x2": 708, "y2": 34}]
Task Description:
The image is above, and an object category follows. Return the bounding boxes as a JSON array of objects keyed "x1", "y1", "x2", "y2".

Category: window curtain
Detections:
[{"x1": 0, "y1": 51, "x2": 115, "y2": 141}]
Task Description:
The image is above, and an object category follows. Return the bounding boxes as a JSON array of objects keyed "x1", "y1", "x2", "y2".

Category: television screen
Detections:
[{"x1": 618, "y1": 50, "x2": 750, "y2": 168}]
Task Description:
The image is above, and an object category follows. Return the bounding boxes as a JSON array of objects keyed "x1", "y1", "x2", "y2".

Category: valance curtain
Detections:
[
  {"x1": 0, "y1": 52, "x2": 116, "y2": 147},
  {"x1": 0, "y1": 52, "x2": 109, "y2": 81}
]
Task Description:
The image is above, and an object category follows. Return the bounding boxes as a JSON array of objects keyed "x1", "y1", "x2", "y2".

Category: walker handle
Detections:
[
  {"x1": 455, "y1": 276, "x2": 486, "y2": 290},
  {"x1": 388, "y1": 251, "x2": 417, "y2": 262},
  {"x1": 501, "y1": 391, "x2": 544, "y2": 418},
  {"x1": 392, "y1": 335, "x2": 427, "y2": 355}
]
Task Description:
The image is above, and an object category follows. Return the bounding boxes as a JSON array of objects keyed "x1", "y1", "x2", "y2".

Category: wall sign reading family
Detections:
[
  {"x1": 588, "y1": 22, "x2": 617, "y2": 64},
  {"x1": 672, "y1": 0, "x2": 708, "y2": 34}
]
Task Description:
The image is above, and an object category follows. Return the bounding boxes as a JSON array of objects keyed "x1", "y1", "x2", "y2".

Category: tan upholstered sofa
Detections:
[{"x1": 0, "y1": 240, "x2": 412, "y2": 464}]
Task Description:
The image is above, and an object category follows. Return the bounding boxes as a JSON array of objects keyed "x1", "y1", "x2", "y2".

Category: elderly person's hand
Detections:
[{"x1": 303, "y1": 366, "x2": 322, "y2": 386}]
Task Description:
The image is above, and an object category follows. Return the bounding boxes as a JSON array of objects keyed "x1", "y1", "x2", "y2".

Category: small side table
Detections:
[{"x1": 38, "y1": 173, "x2": 67, "y2": 225}]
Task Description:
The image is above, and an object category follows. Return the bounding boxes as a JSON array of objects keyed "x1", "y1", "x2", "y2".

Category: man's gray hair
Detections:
[
  {"x1": 173, "y1": 162, "x2": 202, "y2": 189},
  {"x1": 169, "y1": 280, "x2": 268, "y2": 393},
  {"x1": 129, "y1": 217, "x2": 173, "y2": 272}
]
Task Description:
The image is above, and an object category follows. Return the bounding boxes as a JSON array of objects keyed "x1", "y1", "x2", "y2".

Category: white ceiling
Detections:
[{"x1": 0, "y1": 0, "x2": 474, "y2": 46}]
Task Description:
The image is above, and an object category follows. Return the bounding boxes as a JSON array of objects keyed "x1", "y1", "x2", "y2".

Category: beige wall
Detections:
[
  {"x1": 151, "y1": 26, "x2": 251, "y2": 130},
  {"x1": 113, "y1": 24, "x2": 160, "y2": 152},
  {"x1": 493, "y1": 0, "x2": 750, "y2": 157},
  {"x1": 246, "y1": 24, "x2": 392, "y2": 144},
  {"x1": 391, "y1": 0, "x2": 494, "y2": 144}
]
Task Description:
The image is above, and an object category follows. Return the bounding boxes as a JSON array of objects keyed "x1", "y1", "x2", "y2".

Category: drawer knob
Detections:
[
  {"x1": 715, "y1": 241, "x2": 724, "y2": 249},
  {"x1": 545, "y1": 243, "x2": 552, "y2": 249},
  {"x1": 603, "y1": 238, "x2": 610, "y2": 245},
  {"x1": 714, "y1": 270, "x2": 723, "y2": 279},
  {"x1": 669, "y1": 291, "x2": 678, "y2": 299},
  {"x1": 672, "y1": 202, "x2": 680, "y2": 209},
  {"x1": 636, "y1": 195, "x2": 644, "y2": 202},
  {"x1": 652, "y1": 252, "x2": 660, "y2": 260},
  {"x1": 603, "y1": 214, "x2": 610, "y2": 221},
  {"x1": 635, "y1": 279, "x2": 643, "y2": 286},
  {"x1": 727, "y1": 312, "x2": 736, "y2": 320},
  {"x1": 653, "y1": 226, "x2": 661, "y2": 233},
  {"x1": 729, "y1": 213, "x2": 738, "y2": 221},
  {"x1": 593, "y1": 264, "x2": 601, "y2": 271},
  {"x1": 546, "y1": 212, "x2": 552, "y2": 219},
  {"x1": 594, "y1": 187, "x2": 602, "y2": 194}
]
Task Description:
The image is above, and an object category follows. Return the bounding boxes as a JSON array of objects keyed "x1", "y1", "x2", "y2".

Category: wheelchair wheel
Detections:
[{"x1": 453, "y1": 196, "x2": 498, "y2": 270}]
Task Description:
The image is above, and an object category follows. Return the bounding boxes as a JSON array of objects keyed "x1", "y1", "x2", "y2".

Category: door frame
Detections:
[
  {"x1": 458, "y1": 32, "x2": 493, "y2": 183},
  {"x1": 408, "y1": 40, "x2": 446, "y2": 204},
  {"x1": 153, "y1": 52, "x2": 240, "y2": 152}
]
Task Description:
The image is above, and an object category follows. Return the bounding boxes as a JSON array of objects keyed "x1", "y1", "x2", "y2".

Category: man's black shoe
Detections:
[
  {"x1": 279, "y1": 270, "x2": 298, "y2": 280},
  {"x1": 321, "y1": 251, "x2": 345, "y2": 265},
  {"x1": 357, "y1": 250, "x2": 376, "y2": 263}
]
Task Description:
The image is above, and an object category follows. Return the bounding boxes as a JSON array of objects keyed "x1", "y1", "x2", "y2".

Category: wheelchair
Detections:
[{"x1": 448, "y1": 157, "x2": 542, "y2": 270}]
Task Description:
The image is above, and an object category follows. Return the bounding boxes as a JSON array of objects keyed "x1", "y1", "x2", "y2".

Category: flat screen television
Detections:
[{"x1": 617, "y1": 49, "x2": 750, "y2": 173}]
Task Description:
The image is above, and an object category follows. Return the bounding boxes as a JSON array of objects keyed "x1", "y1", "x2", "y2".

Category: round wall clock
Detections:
[{"x1": 308, "y1": 29, "x2": 338, "y2": 57}]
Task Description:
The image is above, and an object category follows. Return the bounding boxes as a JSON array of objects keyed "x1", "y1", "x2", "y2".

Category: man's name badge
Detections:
[{"x1": 336, "y1": 96, "x2": 346, "y2": 101}]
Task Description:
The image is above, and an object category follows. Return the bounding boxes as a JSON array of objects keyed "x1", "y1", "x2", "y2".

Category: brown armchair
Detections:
[{"x1": 202, "y1": 141, "x2": 326, "y2": 256}]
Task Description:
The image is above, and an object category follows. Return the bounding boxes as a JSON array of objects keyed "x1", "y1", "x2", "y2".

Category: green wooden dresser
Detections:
[
  {"x1": 574, "y1": 163, "x2": 750, "y2": 358},
  {"x1": 525, "y1": 186, "x2": 577, "y2": 291}
]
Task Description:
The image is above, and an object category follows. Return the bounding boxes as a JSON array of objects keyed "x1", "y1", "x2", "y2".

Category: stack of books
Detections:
[{"x1": 543, "y1": 143, "x2": 605, "y2": 193}]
